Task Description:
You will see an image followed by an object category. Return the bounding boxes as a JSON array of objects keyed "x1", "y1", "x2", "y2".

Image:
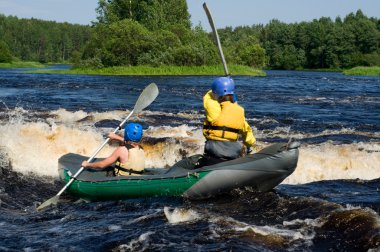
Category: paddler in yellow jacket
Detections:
[
  {"x1": 200, "y1": 77, "x2": 256, "y2": 165},
  {"x1": 81, "y1": 122, "x2": 145, "y2": 176}
]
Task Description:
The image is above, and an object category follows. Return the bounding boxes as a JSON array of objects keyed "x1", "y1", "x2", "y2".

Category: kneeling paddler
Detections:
[
  {"x1": 81, "y1": 122, "x2": 145, "y2": 176},
  {"x1": 198, "y1": 77, "x2": 256, "y2": 167}
]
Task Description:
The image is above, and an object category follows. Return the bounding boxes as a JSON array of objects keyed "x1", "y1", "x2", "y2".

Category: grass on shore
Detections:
[
  {"x1": 0, "y1": 61, "x2": 46, "y2": 68},
  {"x1": 28, "y1": 65, "x2": 266, "y2": 76},
  {"x1": 343, "y1": 66, "x2": 380, "y2": 76},
  {"x1": 3, "y1": 61, "x2": 379, "y2": 77}
]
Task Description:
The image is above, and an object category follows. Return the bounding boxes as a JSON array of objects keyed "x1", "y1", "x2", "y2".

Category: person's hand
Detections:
[
  {"x1": 81, "y1": 161, "x2": 89, "y2": 168},
  {"x1": 246, "y1": 146, "x2": 253, "y2": 155},
  {"x1": 108, "y1": 132, "x2": 118, "y2": 140}
]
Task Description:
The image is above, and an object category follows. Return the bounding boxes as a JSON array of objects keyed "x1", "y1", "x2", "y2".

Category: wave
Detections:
[
  {"x1": 0, "y1": 108, "x2": 379, "y2": 183},
  {"x1": 296, "y1": 95, "x2": 380, "y2": 105},
  {"x1": 285, "y1": 142, "x2": 380, "y2": 184}
]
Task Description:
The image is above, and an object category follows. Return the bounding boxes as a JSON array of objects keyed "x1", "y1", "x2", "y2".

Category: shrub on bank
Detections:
[{"x1": 343, "y1": 66, "x2": 380, "y2": 76}]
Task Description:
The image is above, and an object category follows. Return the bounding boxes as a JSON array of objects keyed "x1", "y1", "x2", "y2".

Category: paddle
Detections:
[
  {"x1": 37, "y1": 83, "x2": 159, "y2": 211},
  {"x1": 203, "y1": 2, "x2": 229, "y2": 76}
]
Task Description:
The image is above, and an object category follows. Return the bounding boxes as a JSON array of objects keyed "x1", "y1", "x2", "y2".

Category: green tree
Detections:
[
  {"x1": 0, "y1": 40, "x2": 12, "y2": 62},
  {"x1": 233, "y1": 36, "x2": 266, "y2": 68},
  {"x1": 269, "y1": 45, "x2": 305, "y2": 70},
  {"x1": 101, "y1": 19, "x2": 153, "y2": 66},
  {"x1": 96, "y1": 0, "x2": 190, "y2": 30},
  {"x1": 262, "y1": 20, "x2": 297, "y2": 68},
  {"x1": 137, "y1": 29, "x2": 180, "y2": 66},
  {"x1": 0, "y1": 14, "x2": 92, "y2": 63},
  {"x1": 158, "y1": 26, "x2": 218, "y2": 66},
  {"x1": 344, "y1": 10, "x2": 380, "y2": 54}
]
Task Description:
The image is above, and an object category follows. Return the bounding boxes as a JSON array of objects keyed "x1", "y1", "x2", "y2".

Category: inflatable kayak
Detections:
[{"x1": 58, "y1": 142, "x2": 300, "y2": 201}]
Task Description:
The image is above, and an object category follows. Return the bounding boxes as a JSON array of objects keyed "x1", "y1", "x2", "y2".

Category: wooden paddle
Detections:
[
  {"x1": 37, "y1": 83, "x2": 159, "y2": 211},
  {"x1": 203, "y1": 2, "x2": 229, "y2": 76}
]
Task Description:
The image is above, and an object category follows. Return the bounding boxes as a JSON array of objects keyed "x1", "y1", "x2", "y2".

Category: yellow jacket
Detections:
[{"x1": 203, "y1": 90, "x2": 256, "y2": 147}]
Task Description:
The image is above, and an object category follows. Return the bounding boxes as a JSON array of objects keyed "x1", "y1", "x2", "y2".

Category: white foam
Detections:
[
  {"x1": 52, "y1": 109, "x2": 89, "y2": 123},
  {"x1": 146, "y1": 125, "x2": 198, "y2": 138},
  {"x1": 209, "y1": 215, "x2": 316, "y2": 243},
  {"x1": 164, "y1": 207, "x2": 201, "y2": 224},
  {"x1": 108, "y1": 225, "x2": 122, "y2": 231},
  {"x1": 117, "y1": 231, "x2": 154, "y2": 251},
  {"x1": 124, "y1": 210, "x2": 162, "y2": 225},
  {"x1": 144, "y1": 125, "x2": 204, "y2": 168},
  {"x1": 0, "y1": 119, "x2": 112, "y2": 177},
  {"x1": 284, "y1": 142, "x2": 380, "y2": 184},
  {"x1": 235, "y1": 225, "x2": 308, "y2": 241},
  {"x1": 0, "y1": 108, "x2": 379, "y2": 183},
  {"x1": 52, "y1": 108, "x2": 130, "y2": 124},
  {"x1": 283, "y1": 218, "x2": 322, "y2": 228}
]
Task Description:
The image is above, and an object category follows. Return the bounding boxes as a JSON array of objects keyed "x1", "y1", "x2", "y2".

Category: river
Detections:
[{"x1": 0, "y1": 67, "x2": 379, "y2": 251}]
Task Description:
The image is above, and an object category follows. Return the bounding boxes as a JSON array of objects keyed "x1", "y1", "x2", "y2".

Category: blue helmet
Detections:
[
  {"x1": 211, "y1": 77, "x2": 235, "y2": 97},
  {"x1": 124, "y1": 122, "x2": 143, "y2": 142}
]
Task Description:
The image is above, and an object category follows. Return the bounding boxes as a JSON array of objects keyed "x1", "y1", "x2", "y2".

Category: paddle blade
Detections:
[
  {"x1": 37, "y1": 195, "x2": 60, "y2": 211},
  {"x1": 133, "y1": 83, "x2": 159, "y2": 113},
  {"x1": 203, "y1": 3, "x2": 229, "y2": 76}
]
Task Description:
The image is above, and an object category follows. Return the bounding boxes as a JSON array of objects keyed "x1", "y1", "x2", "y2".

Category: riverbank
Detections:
[
  {"x1": 27, "y1": 65, "x2": 266, "y2": 76},
  {"x1": 4, "y1": 62, "x2": 379, "y2": 77},
  {"x1": 0, "y1": 61, "x2": 46, "y2": 68},
  {"x1": 343, "y1": 66, "x2": 380, "y2": 76}
]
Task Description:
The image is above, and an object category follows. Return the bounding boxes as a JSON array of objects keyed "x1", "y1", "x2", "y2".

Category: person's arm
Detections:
[
  {"x1": 242, "y1": 120, "x2": 256, "y2": 147},
  {"x1": 203, "y1": 90, "x2": 221, "y2": 122},
  {"x1": 108, "y1": 132, "x2": 124, "y2": 142},
  {"x1": 81, "y1": 147, "x2": 124, "y2": 169}
]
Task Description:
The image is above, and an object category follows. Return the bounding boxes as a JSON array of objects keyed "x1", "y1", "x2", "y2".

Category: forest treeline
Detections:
[
  {"x1": 0, "y1": 15, "x2": 92, "y2": 63},
  {"x1": 0, "y1": 0, "x2": 379, "y2": 70}
]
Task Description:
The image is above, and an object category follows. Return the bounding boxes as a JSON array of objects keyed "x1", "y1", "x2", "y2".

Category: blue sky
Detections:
[{"x1": 0, "y1": 0, "x2": 379, "y2": 29}]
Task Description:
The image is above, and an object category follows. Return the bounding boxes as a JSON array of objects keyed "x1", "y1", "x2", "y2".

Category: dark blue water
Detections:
[
  {"x1": 0, "y1": 67, "x2": 379, "y2": 251},
  {"x1": 1, "y1": 69, "x2": 379, "y2": 142}
]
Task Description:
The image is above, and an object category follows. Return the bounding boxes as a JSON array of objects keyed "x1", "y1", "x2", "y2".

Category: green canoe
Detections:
[{"x1": 58, "y1": 142, "x2": 300, "y2": 201}]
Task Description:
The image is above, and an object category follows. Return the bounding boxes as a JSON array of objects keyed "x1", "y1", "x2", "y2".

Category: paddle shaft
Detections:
[
  {"x1": 203, "y1": 2, "x2": 229, "y2": 76},
  {"x1": 56, "y1": 109, "x2": 135, "y2": 196}
]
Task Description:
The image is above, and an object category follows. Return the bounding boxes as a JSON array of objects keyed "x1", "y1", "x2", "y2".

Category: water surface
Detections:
[{"x1": 0, "y1": 67, "x2": 379, "y2": 251}]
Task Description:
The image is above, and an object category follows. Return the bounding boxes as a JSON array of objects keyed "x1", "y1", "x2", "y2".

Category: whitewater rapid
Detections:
[{"x1": 0, "y1": 108, "x2": 379, "y2": 183}]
